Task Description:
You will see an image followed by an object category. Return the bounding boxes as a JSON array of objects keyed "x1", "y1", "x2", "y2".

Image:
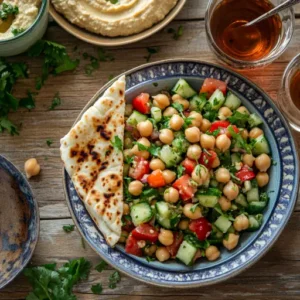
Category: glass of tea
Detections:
[
  {"x1": 205, "y1": 0, "x2": 295, "y2": 69},
  {"x1": 278, "y1": 54, "x2": 300, "y2": 131}
]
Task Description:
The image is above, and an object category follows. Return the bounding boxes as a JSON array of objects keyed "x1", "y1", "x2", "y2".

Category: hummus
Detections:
[
  {"x1": 0, "y1": 0, "x2": 41, "y2": 40},
  {"x1": 51, "y1": 0, "x2": 178, "y2": 37}
]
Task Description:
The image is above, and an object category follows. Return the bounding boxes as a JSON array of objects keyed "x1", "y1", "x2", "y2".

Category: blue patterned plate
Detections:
[
  {"x1": 63, "y1": 60, "x2": 299, "y2": 287},
  {"x1": 0, "y1": 155, "x2": 39, "y2": 289}
]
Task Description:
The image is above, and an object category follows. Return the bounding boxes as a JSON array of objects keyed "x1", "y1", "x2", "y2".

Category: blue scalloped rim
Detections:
[
  {"x1": 0, "y1": 155, "x2": 39, "y2": 289},
  {"x1": 64, "y1": 60, "x2": 299, "y2": 287}
]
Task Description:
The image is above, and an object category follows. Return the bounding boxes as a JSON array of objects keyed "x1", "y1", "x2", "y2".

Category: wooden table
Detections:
[{"x1": 1, "y1": 1, "x2": 300, "y2": 299}]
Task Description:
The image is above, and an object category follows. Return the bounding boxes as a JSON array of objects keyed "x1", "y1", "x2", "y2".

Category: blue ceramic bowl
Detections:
[
  {"x1": 64, "y1": 60, "x2": 299, "y2": 287},
  {"x1": 0, "y1": 155, "x2": 39, "y2": 289}
]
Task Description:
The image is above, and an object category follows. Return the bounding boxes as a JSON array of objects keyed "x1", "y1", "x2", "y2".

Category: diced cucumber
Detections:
[
  {"x1": 151, "y1": 107, "x2": 162, "y2": 122},
  {"x1": 197, "y1": 195, "x2": 219, "y2": 208},
  {"x1": 155, "y1": 202, "x2": 181, "y2": 229},
  {"x1": 189, "y1": 94, "x2": 207, "y2": 112},
  {"x1": 252, "y1": 135, "x2": 270, "y2": 156},
  {"x1": 247, "y1": 188, "x2": 259, "y2": 202},
  {"x1": 155, "y1": 201, "x2": 169, "y2": 219},
  {"x1": 248, "y1": 113, "x2": 263, "y2": 128},
  {"x1": 172, "y1": 79, "x2": 197, "y2": 99},
  {"x1": 159, "y1": 145, "x2": 181, "y2": 167},
  {"x1": 244, "y1": 181, "x2": 252, "y2": 193},
  {"x1": 214, "y1": 215, "x2": 232, "y2": 233},
  {"x1": 208, "y1": 89, "x2": 226, "y2": 110},
  {"x1": 224, "y1": 91, "x2": 242, "y2": 110},
  {"x1": 247, "y1": 201, "x2": 267, "y2": 214},
  {"x1": 156, "y1": 216, "x2": 171, "y2": 229},
  {"x1": 235, "y1": 194, "x2": 248, "y2": 208},
  {"x1": 172, "y1": 135, "x2": 190, "y2": 154},
  {"x1": 248, "y1": 214, "x2": 263, "y2": 231},
  {"x1": 176, "y1": 241, "x2": 198, "y2": 266},
  {"x1": 231, "y1": 153, "x2": 241, "y2": 164},
  {"x1": 127, "y1": 110, "x2": 147, "y2": 127},
  {"x1": 130, "y1": 202, "x2": 153, "y2": 226}
]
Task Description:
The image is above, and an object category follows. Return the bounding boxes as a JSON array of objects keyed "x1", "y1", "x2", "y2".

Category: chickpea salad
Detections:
[{"x1": 121, "y1": 78, "x2": 272, "y2": 266}]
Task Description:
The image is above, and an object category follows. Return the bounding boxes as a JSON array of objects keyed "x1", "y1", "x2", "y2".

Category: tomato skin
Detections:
[
  {"x1": 125, "y1": 234, "x2": 143, "y2": 257},
  {"x1": 132, "y1": 93, "x2": 151, "y2": 114},
  {"x1": 173, "y1": 175, "x2": 197, "y2": 201},
  {"x1": 129, "y1": 157, "x2": 150, "y2": 180},
  {"x1": 189, "y1": 218, "x2": 212, "y2": 241},
  {"x1": 132, "y1": 224, "x2": 159, "y2": 243},
  {"x1": 122, "y1": 217, "x2": 135, "y2": 232},
  {"x1": 210, "y1": 120, "x2": 230, "y2": 132},
  {"x1": 182, "y1": 158, "x2": 197, "y2": 175},
  {"x1": 147, "y1": 169, "x2": 166, "y2": 188},
  {"x1": 235, "y1": 165, "x2": 256, "y2": 182},
  {"x1": 200, "y1": 78, "x2": 227, "y2": 97},
  {"x1": 199, "y1": 150, "x2": 217, "y2": 169},
  {"x1": 167, "y1": 232, "x2": 184, "y2": 258}
]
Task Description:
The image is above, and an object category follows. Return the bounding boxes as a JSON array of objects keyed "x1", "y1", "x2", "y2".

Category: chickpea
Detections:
[
  {"x1": 185, "y1": 127, "x2": 201, "y2": 143},
  {"x1": 211, "y1": 156, "x2": 221, "y2": 169},
  {"x1": 125, "y1": 104, "x2": 133, "y2": 116},
  {"x1": 205, "y1": 245, "x2": 221, "y2": 261},
  {"x1": 144, "y1": 245, "x2": 157, "y2": 256},
  {"x1": 123, "y1": 203, "x2": 130, "y2": 215},
  {"x1": 218, "y1": 107, "x2": 232, "y2": 120},
  {"x1": 200, "y1": 134, "x2": 215, "y2": 150},
  {"x1": 236, "y1": 106, "x2": 250, "y2": 115},
  {"x1": 158, "y1": 229, "x2": 174, "y2": 246},
  {"x1": 234, "y1": 214, "x2": 249, "y2": 232},
  {"x1": 131, "y1": 137, "x2": 150, "y2": 159},
  {"x1": 164, "y1": 187, "x2": 180, "y2": 203},
  {"x1": 163, "y1": 106, "x2": 179, "y2": 117},
  {"x1": 178, "y1": 219, "x2": 189, "y2": 230},
  {"x1": 162, "y1": 170, "x2": 176, "y2": 184},
  {"x1": 150, "y1": 158, "x2": 165, "y2": 171},
  {"x1": 241, "y1": 129, "x2": 249, "y2": 140},
  {"x1": 256, "y1": 172, "x2": 269, "y2": 187},
  {"x1": 183, "y1": 203, "x2": 202, "y2": 219},
  {"x1": 187, "y1": 144, "x2": 202, "y2": 160},
  {"x1": 192, "y1": 165, "x2": 209, "y2": 185},
  {"x1": 159, "y1": 128, "x2": 174, "y2": 144},
  {"x1": 24, "y1": 158, "x2": 41, "y2": 179},
  {"x1": 249, "y1": 127, "x2": 263, "y2": 139},
  {"x1": 223, "y1": 180, "x2": 239, "y2": 200},
  {"x1": 218, "y1": 196, "x2": 231, "y2": 212},
  {"x1": 128, "y1": 180, "x2": 143, "y2": 196},
  {"x1": 216, "y1": 134, "x2": 231, "y2": 152},
  {"x1": 172, "y1": 94, "x2": 189, "y2": 110},
  {"x1": 153, "y1": 94, "x2": 170, "y2": 110},
  {"x1": 119, "y1": 230, "x2": 129, "y2": 243},
  {"x1": 200, "y1": 119, "x2": 211, "y2": 132},
  {"x1": 170, "y1": 114, "x2": 184, "y2": 131},
  {"x1": 215, "y1": 167, "x2": 231, "y2": 183},
  {"x1": 137, "y1": 120, "x2": 153, "y2": 137},
  {"x1": 156, "y1": 247, "x2": 170, "y2": 262},
  {"x1": 223, "y1": 233, "x2": 240, "y2": 250},
  {"x1": 255, "y1": 154, "x2": 271, "y2": 172},
  {"x1": 189, "y1": 111, "x2": 203, "y2": 128},
  {"x1": 242, "y1": 154, "x2": 255, "y2": 167}
]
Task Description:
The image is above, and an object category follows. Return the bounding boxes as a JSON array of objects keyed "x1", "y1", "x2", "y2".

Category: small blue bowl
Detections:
[
  {"x1": 0, "y1": 155, "x2": 39, "y2": 289},
  {"x1": 64, "y1": 60, "x2": 299, "y2": 287}
]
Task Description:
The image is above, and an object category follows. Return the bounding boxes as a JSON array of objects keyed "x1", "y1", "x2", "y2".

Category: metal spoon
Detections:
[{"x1": 243, "y1": 0, "x2": 300, "y2": 27}]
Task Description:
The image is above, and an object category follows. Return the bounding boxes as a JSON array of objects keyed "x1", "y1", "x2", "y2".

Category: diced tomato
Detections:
[
  {"x1": 122, "y1": 217, "x2": 135, "y2": 232},
  {"x1": 173, "y1": 175, "x2": 197, "y2": 201},
  {"x1": 132, "y1": 93, "x2": 151, "y2": 114},
  {"x1": 210, "y1": 120, "x2": 230, "y2": 132},
  {"x1": 167, "y1": 232, "x2": 184, "y2": 258},
  {"x1": 182, "y1": 158, "x2": 197, "y2": 175},
  {"x1": 200, "y1": 78, "x2": 227, "y2": 97},
  {"x1": 189, "y1": 218, "x2": 212, "y2": 241},
  {"x1": 125, "y1": 234, "x2": 143, "y2": 257},
  {"x1": 147, "y1": 169, "x2": 166, "y2": 188},
  {"x1": 235, "y1": 165, "x2": 256, "y2": 182},
  {"x1": 199, "y1": 150, "x2": 217, "y2": 169},
  {"x1": 129, "y1": 157, "x2": 150, "y2": 180},
  {"x1": 132, "y1": 224, "x2": 159, "y2": 243}
]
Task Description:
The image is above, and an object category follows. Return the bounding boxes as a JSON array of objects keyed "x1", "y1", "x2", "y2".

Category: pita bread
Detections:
[{"x1": 60, "y1": 76, "x2": 126, "y2": 246}]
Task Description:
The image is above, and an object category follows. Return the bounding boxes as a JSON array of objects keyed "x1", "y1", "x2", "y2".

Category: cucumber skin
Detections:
[
  {"x1": 247, "y1": 188, "x2": 259, "y2": 202},
  {"x1": 198, "y1": 195, "x2": 218, "y2": 208},
  {"x1": 247, "y1": 214, "x2": 263, "y2": 231},
  {"x1": 247, "y1": 202, "x2": 267, "y2": 214},
  {"x1": 172, "y1": 79, "x2": 197, "y2": 99},
  {"x1": 208, "y1": 89, "x2": 226, "y2": 110},
  {"x1": 176, "y1": 241, "x2": 198, "y2": 266},
  {"x1": 252, "y1": 135, "x2": 271, "y2": 156},
  {"x1": 127, "y1": 110, "x2": 147, "y2": 127},
  {"x1": 130, "y1": 202, "x2": 153, "y2": 226},
  {"x1": 224, "y1": 92, "x2": 241, "y2": 110},
  {"x1": 214, "y1": 215, "x2": 232, "y2": 233}
]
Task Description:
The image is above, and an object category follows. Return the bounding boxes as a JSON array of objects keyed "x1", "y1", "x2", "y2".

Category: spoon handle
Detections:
[{"x1": 245, "y1": 0, "x2": 300, "y2": 27}]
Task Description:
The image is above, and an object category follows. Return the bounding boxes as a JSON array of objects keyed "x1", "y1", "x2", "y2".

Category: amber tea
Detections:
[
  {"x1": 289, "y1": 70, "x2": 300, "y2": 110},
  {"x1": 210, "y1": 0, "x2": 282, "y2": 61}
]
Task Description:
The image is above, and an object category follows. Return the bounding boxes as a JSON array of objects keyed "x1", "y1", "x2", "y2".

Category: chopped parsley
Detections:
[
  {"x1": 144, "y1": 47, "x2": 160, "y2": 62},
  {"x1": 228, "y1": 111, "x2": 249, "y2": 128},
  {"x1": 83, "y1": 52, "x2": 99, "y2": 76},
  {"x1": 49, "y1": 92, "x2": 62, "y2": 110},
  {"x1": 19, "y1": 91, "x2": 36, "y2": 110},
  {"x1": 95, "y1": 260, "x2": 108, "y2": 273},
  {"x1": 0, "y1": 3, "x2": 18, "y2": 20},
  {"x1": 171, "y1": 102, "x2": 184, "y2": 113},
  {"x1": 106, "y1": 0, "x2": 119, "y2": 4},
  {"x1": 168, "y1": 25, "x2": 184, "y2": 40},
  {"x1": 125, "y1": 155, "x2": 134, "y2": 165},
  {"x1": 190, "y1": 203, "x2": 199, "y2": 213},
  {"x1": 111, "y1": 136, "x2": 123, "y2": 151},
  {"x1": 62, "y1": 224, "x2": 75, "y2": 232},
  {"x1": 177, "y1": 164, "x2": 185, "y2": 178},
  {"x1": 108, "y1": 271, "x2": 121, "y2": 289},
  {"x1": 11, "y1": 28, "x2": 25, "y2": 36},
  {"x1": 46, "y1": 139, "x2": 53, "y2": 147},
  {"x1": 146, "y1": 256, "x2": 156, "y2": 262},
  {"x1": 91, "y1": 283, "x2": 103, "y2": 295}
]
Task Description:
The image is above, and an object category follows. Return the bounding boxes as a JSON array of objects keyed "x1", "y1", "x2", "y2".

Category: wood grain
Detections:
[{"x1": 1, "y1": 0, "x2": 300, "y2": 298}]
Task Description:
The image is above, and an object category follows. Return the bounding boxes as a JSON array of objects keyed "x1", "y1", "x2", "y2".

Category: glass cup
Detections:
[
  {"x1": 278, "y1": 54, "x2": 300, "y2": 132},
  {"x1": 205, "y1": 0, "x2": 295, "y2": 69}
]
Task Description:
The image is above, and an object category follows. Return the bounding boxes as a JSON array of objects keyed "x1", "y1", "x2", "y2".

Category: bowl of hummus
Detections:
[
  {"x1": 0, "y1": 0, "x2": 49, "y2": 56},
  {"x1": 50, "y1": 0, "x2": 186, "y2": 46}
]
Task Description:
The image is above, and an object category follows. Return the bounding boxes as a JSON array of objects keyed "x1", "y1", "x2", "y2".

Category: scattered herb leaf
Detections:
[
  {"x1": 95, "y1": 260, "x2": 108, "y2": 273},
  {"x1": 46, "y1": 139, "x2": 53, "y2": 147},
  {"x1": 111, "y1": 136, "x2": 123, "y2": 151},
  {"x1": 91, "y1": 283, "x2": 103, "y2": 295},
  {"x1": 108, "y1": 271, "x2": 121, "y2": 289},
  {"x1": 49, "y1": 92, "x2": 62, "y2": 110},
  {"x1": 144, "y1": 47, "x2": 159, "y2": 62},
  {"x1": 63, "y1": 224, "x2": 75, "y2": 233}
]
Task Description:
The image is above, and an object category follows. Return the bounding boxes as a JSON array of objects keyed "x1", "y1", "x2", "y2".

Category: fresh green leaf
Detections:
[
  {"x1": 49, "y1": 92, "x2": 62, "y2": 110},
  {"x1": 95, "y1": 260, "x2": 107, "y2": 273},
  {"x1": 19, "y1": 91, "x2": 36, "y2": 110},
  {"x1": 125, "y1": 155, "x2": 134, "y2": 165},
  {"x1": 135, "y1": 142, "x2": 148, "y2": 151},
  {"x1": 177, "y1": 164, "x2": 185, "y2": 178},
  {"x1": 144, "y1": 47, "x2": 160, "y2": 62},
  {"x1": 98, "y1": 48, "x2": 115, "y2": 62},
  {"x1": 148, "y1": 143, "x2": 161, "y2": 156},
  {"x1": 108, "y1": 271, "x2": 121, "y2": 289},
  {"x1": 146, "y1": 256, "x2": 156, "y2": 262},
  {"x1": 91, "y1": 283, "x2": 103, "y2": 295},
  {"x1": 171, "y1": 102, "x2": 184, "y2": 113},
  {"x1": 228, "y1": 111, "x2": 249, "y2": 128},
  {"x1": 111, "y1": 136, "x2": 123, "y2": 151},
  {"x1": 184, "y1": 234, "x2": 210, "y2": 249},
  {"x1": 190, "y1": 203, "x2": 199, "y2": 213},
  {"x1": 140, "y1": 188, "x2": 159, "y2": 202},
  {"x1": 11, "y1": 28, "x2": 25, "y2": 36},
  {"x1": 228, "y1": 125, "x2": 252, "y2": 154},
  {"x1": 0, "y1": 3, "x2": 19, "y2": 20},
  {"x1": 63, "y1": 225, "x2": 75, "y2": 233}
]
